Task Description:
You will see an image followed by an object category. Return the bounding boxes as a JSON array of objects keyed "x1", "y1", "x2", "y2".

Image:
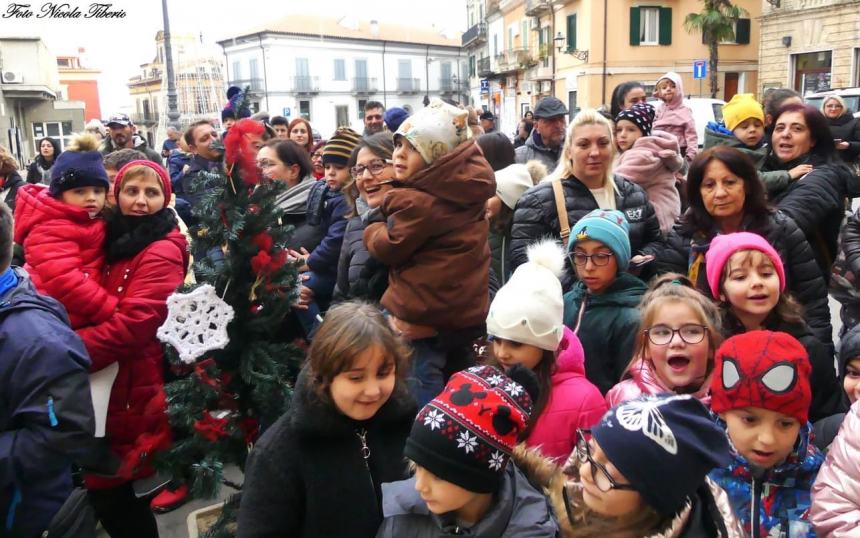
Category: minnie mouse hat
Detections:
[
  {"x1": 711, "y1": 330, "x2": 812, "y2": 423},
  {"x1": 404, "y1": 365, "x2": 535, "y2": 493}
]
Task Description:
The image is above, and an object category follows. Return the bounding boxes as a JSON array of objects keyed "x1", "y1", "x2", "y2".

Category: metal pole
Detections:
[{"x1": 161, "y1": 0, "x2": 180, "y2": 126}]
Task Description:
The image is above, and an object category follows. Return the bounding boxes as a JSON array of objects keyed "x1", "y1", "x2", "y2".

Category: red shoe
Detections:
[{"x1": 150, "y1": 483, "x2": 189, "y2": 514}]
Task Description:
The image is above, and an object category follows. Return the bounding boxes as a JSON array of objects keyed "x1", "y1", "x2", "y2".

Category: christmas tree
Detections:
[{"x1": 157, "y1": 111, "x2": 304, "y2": 532}]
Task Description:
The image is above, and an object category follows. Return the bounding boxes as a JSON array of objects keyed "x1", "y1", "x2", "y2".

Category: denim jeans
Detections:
[
  {"x1": 293, "y1": 271, "x2": 335, "y2": 338},
  {"x1": 407, "y1": 331, "x2": 479, "y2": 407}
]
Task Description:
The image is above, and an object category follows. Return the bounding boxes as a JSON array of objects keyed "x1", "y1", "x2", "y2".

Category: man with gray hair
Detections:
[
  {"x1": 161, "y1": 126, "x2": 180, "y2": 159},
  {"x1": 514, "y1": 96, "x2": 568, "y2": 171}
]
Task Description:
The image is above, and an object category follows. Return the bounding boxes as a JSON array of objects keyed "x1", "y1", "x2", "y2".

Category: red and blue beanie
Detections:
[
  {"x1": 592, "y1": 394, "x2": 731, "y2": 517},
  {"x1": 705, "y1": 232, "x2": 786, "y2": 300},
  {"x1": 614, "y1": 102, "x2": 655, "y2": 137},
  {"x1": 404, "y1": 365, "x2": 534, "y2": 493},
  {"x1": 49, "y1": 150, "x2": 109, "y2": 197},
  {"x1": 711, "y1": 330, "x2": 812, "y2": 424}
]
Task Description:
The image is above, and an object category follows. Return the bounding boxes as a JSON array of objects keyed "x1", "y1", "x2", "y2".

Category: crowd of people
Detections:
[{"x1": 2, "y1": 76, "x2": 860, "y2": 538}]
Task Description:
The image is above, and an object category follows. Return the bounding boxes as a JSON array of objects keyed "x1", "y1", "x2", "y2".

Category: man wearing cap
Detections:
[
  {"x1": 480, "y1": 110, "x2": 496, "y2": 133},
  {"x1": 100, "y1": 113, "x2": 163, "y2": 164},
  {"x1": 515, "y1": 96, "x2": 568, "y2": 171}
]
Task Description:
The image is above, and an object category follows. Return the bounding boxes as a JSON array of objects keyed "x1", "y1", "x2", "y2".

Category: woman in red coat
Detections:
[{"x1": 78, "y1": 159, "x2": 188, "y2": 538}]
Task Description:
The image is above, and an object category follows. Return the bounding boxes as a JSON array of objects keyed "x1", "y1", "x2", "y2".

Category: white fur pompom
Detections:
[{"x1": 526, "y1": 239, "x2": 566, "y2": 279}]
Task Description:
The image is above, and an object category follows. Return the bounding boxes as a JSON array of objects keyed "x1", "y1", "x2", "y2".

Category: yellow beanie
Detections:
[{"x1": 722, "y1": 94, "x2": 764, "y2": 132}]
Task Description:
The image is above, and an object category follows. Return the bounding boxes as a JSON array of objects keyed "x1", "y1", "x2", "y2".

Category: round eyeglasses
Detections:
[
  {"x1": 645, "y1": 324, "x2": 707, "y2": 346},
  {"x1": 574, "y1": 429, "x2": 637, "y2": 492},
  {"x1": 569, "y1": 252, "x2": 614, "y2": 267},
  {"x1": 350, "y1": 159, "x2": 392, "y2": 179}
]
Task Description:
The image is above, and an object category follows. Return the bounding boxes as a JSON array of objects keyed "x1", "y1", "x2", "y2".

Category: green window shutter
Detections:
[
  {"x1": 630, "y1": 7, "x2": 641, "y2": 46},
  {"x1": 659, "y1": 7, "x2": 672, "y2": 45},
  {"x1": 538, "y1": 25, "x2": 544, "y2": 48},
  {"x1": 735, "y1": 18, "x2": 751, "y2": 44},
  {"x1": 567, "y1": 14, "x2": 577, "y2": 50}
]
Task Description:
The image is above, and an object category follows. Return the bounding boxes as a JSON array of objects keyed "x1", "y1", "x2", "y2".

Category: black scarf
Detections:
[{"x1": 105, "y1": 208, "x2": 177, "y2": 263}]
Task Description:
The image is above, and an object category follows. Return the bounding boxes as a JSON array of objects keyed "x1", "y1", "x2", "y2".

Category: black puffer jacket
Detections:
[
  {"x1": 763, "y1": 154, "x2": 859, "y2": 279},
  {"x1": 832, "y1": 206, "x2": 860, "y2": 334},
  {"x1": 1, "y1": 170, "x2": 25, "y2": 213},
  {"x1": 237, "y1": 368, "x2": 416, "y2": 538},
  {"x1": 333, "y1": 215, "x2": 388, "y2": 303},
  {"x1": 827, "y1": 112, "x2": 860, "y2": 165},
  {"x1": 510, "y1": 174, "x2": 663, "y2": 290},
  {"x1": 657, "y1": 211, "x2": 833, "y2": 348}
]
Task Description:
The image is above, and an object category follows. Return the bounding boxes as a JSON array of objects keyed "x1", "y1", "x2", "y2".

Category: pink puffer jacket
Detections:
[
  {"x1": 614, "y1": 131, "x2": 684, "y2": 234},
  {"x1": 526, "y1": 327, "x2": 608, "y2": 463},
  {"x1": 653, "y1": 71, "x2": 698, "y2": 161},
  {"x1": 810, "y1": 399, "x2": 860, "y2": 537},
  {"x1": 605, "y1": 358, "x2": 712, "y2": 408}
]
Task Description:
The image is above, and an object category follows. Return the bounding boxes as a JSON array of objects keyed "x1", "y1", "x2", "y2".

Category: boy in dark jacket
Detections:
[
  {"x1": 364, "y1": 99, "x2": 495, "y2": 406},
  {"x1": 290, "y1": 128, "x2": 358, "y2": 337},
  {"x1": 0, "y1": 201, "x2": 103, "y2": 537},
  {"x1": 563, "y1": 209, "x2": 646, "y2": 394},
  {"x1": 376, "y1": 365, "x2": 558, "y2": 537}
]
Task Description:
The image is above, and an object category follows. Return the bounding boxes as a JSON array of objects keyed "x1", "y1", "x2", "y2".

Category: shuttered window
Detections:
[{"x1": 630, "y1": 6, "x2": 671, "y2": 46}]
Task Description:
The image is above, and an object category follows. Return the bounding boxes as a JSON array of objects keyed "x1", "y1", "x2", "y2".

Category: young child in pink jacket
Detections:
[
  {"x1": 486, "y1": 239, "x2": 607, "y2": 463},
  {"x1": 653, "y1": 71, "x2": 698, "y2": 163},
  {"x1": 614, "y1": 103, "x2": 684, "y2": 234},
  {"x1": 606, "y1": 274, "x2": 722, "y2": 408}
]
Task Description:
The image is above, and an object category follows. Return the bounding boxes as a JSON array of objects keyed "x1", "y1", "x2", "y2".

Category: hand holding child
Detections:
[
  {"x1": 288, "y1": 247, "x2": 310, "y2": 272},
  {"x1": 788, "y1": 164, "x2": 813, "y2": 180}
]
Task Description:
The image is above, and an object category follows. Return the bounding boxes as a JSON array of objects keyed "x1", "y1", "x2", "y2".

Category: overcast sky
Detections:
[{"x1": 1, "y1": 0, "x2": 467, "y2": 114}]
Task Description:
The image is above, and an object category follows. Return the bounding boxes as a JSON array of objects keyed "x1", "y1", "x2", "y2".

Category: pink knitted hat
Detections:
[{"x1": 705, "y1": 232, "x2": 786, "y2": 299}]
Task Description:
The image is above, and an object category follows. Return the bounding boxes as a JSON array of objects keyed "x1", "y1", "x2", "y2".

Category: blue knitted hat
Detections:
[
  {"x1": 384, "y1": 107, "x2": 409, "y2": 133},
  {"x1": 49, "y1": 150, "x2": 109, "y2": 197},
  {"x1": 592, "y1": 395, "x2": 731, "y2": 517},
  {"x1": 569, "y1": 209, "x2": 631, "y2": 271}
]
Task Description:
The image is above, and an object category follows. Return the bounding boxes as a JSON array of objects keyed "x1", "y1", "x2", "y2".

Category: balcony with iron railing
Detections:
[
  {"x1": 524, "y1": 0, "x2": 552, "y2": 16},
  {"x1": 495, "y1": 48, "x2": 537, "y2": 75},
  {"x1": 396, "y1": 78, "x2": 420, "y2": 94},
  {"x1": 352, "y1": 77, "x2": 378, "y2": 95},
  {"x1": 227, "y1": 78, "x2": 264, "y2": 91},
  {"x1": 290, "y1": 76, "x2": 320, "y2": 94},
  {"x1": 477, "y1": 56, "x2": 493, "y2": 77},
  {"x1": 461, "y1": 22, "x2": 488, "y2": 47}
]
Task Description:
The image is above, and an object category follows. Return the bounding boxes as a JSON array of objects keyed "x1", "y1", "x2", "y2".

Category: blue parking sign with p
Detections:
[{"x1": 693, "y1": 60, "x2": 707, "y2": 80}]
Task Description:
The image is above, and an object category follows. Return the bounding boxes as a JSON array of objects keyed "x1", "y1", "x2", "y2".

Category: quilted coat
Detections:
[
  {"x1": 525, "y1": 327, "x2": 607, "y2": 463},
  {"x1": 613, "y1": 130, "x2": 684, "y2": 234},
  {"x1": 364, "y1": 139, "x2": 495, "y2": 330},
  {"x1": 79, "y1": 225, "x2": 188, "y2": 489},
  {"x1": 709, "y1": 420, "x2": 824, "y2": 538},
  {"x1": 13, "y1": 183, "x2": 117, "y2": 329},
  {"x1": 605, "y1": 357, "x2": 712, "y2": 408},
  {"x1": 810, "y1": 399, "x2": 860, "y2": 537},
  {"x1": 510, "y1": 174, "x2": 663, "y2": 291}
]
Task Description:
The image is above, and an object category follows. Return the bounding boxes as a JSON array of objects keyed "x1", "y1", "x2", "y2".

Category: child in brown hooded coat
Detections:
[{"x1": 364, "y1": 98, "x2": 495, "y2": 405}]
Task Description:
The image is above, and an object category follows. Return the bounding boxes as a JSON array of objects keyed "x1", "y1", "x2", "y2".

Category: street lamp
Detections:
[
  {"x1": 161, "y1": 0, "x2": 180, "y2": 127},
  {"x1": 554, "y1": 32, "x2": 589, "y2": 62}
]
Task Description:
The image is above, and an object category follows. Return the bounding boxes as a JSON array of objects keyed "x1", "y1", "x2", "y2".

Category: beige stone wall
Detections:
[{"x1": 759, "y1": 0, "x2": 860, "y2": 96}]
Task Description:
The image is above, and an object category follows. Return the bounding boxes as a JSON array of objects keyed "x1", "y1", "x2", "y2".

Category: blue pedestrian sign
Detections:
[
  {"x1": 480, "y1": 79, "x2": 489, "y2": 94},
  {"x1": 693, "y1": 60, "x2": 707, "y2": 80}
]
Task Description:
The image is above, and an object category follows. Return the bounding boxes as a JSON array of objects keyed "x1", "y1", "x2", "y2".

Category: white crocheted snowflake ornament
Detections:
[{"x1": 157, "y1": 284, "x2": 235, "y2": 364}]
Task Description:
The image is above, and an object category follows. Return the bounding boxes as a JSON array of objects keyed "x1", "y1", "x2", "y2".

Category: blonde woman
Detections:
[{"x1": 509, "y1": 108, "x2": 663, "y2": 290}]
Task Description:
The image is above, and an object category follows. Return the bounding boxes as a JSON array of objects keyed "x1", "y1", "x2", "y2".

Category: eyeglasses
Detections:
[
  {"x1": 645, "y1": 324, "x2": 707, "y2": 346},
  {"x1": 574, "y1": 430, "x2": 637, "y2": 492},
  {"x1": 351, "y1": 159, "x2": 392, "y2": 179},
  {"x1": 569, "y1": 252, "x2": 614, "y2": 267}
]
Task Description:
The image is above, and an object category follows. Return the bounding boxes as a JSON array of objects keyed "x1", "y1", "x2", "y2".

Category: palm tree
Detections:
[{"x1": 684, "y1": 0, "x2": 748, "y2": 98}]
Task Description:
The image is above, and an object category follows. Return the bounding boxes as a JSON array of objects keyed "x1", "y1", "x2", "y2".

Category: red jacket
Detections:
[
  {"x1": 13, "y1": 184, "x2": 117, "y2": 329},
  {"x1": 79, "y1": 227, "x2": 188, "y2": 489}
]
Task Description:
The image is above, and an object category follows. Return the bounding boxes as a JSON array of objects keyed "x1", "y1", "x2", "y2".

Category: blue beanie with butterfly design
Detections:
[{"x1": 591, "y1": 395, "x2": 731, "y2": 517}]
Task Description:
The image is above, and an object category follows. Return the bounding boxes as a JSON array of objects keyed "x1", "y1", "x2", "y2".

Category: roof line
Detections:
[{"x1": 216, "y1": 30, "x2": 460, "y2": 50}]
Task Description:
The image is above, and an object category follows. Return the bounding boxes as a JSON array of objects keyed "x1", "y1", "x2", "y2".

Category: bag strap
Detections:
[{"x1": 551, "y1": 179, "x2": 570, "y2": 243}]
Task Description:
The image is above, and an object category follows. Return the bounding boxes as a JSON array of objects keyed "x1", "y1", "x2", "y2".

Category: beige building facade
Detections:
[
  {"x1": 465, "y1": 0, "x2": 760, "y2": 133},
  {"x1": 759, "y1": 0, "x2": 860, "y2": 96}
]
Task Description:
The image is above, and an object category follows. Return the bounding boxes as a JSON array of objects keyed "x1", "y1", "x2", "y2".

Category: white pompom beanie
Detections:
[
  {"x1": 486, "y1": 239, "x2": 566, "y2": 351},
  {"x1": 495, "y1": 163, "x2": 534, "y2": 209}
]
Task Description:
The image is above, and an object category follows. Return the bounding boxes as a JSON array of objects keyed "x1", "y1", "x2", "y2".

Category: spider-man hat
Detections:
[
  {"x1": 711, "y1": 330, "x2": 812, "y2": 423},
  {"x1": 404, "y1": 365, "x2": 535, "y2": 493},
  {"x1": 591, "y1": 395, "x2": 731, "y2": 517}
]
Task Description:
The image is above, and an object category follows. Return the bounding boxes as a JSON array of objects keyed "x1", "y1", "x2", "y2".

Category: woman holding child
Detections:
[{"x1": 658, "y1": 146, "x2": 833, "y2": 348}]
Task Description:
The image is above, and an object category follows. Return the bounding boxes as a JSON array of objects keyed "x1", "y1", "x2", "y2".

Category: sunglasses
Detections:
[{"x1": 574, "y1": 429, "x2": 637, "y2": 492}]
